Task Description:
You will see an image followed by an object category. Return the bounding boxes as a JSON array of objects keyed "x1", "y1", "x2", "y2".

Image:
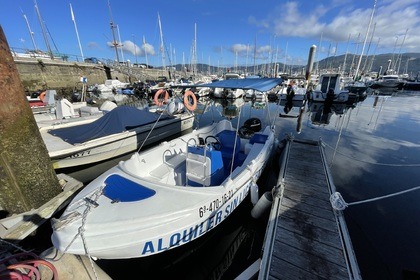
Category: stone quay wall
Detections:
[{"x1": 14, "y1": 57, "x2": 169, "y2": 94}]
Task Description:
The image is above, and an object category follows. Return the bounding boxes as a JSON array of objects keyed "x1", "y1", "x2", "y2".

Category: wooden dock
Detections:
[{"x1": 258, "y1": 137, "x2": 361, "y2": 279}]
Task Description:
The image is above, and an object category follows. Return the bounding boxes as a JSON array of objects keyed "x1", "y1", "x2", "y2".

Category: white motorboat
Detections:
[
  {"x1": 310, "y1": 73, "x2": 350, "y2": 103},
  {"x1": 51, "y1": 78, "x2": 281, "y2": 259},
  {"x1": 41, "y1": 100, "x2": 195, "y2": 170}
]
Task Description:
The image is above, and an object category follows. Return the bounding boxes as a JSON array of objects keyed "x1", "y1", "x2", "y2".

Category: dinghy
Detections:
[{"x1": 51, "y1": 78, "x2": 281, "y2": 259}]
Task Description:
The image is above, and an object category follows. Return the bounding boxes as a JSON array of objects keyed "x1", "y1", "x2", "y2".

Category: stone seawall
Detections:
[{"x1": 14, "y1": 57, "x2": 170, "y2": 94}]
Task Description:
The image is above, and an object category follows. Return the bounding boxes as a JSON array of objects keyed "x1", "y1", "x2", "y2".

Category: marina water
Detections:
[{"x1": 32, "y1": 90, "x2": 420, "y2": 279}]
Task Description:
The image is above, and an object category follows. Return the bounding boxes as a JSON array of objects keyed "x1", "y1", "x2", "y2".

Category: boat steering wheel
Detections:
[{"x1": 205, "y1": 136, "x2": 222, "y2": 150}]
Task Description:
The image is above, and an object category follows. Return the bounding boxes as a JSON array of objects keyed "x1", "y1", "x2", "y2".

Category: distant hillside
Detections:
[
  {"x1": 165, "y1": 52, "x2": 420, "y2": 78},
  {"x1": 316, "y1": 53, "x2": 420, "y2": 75}
]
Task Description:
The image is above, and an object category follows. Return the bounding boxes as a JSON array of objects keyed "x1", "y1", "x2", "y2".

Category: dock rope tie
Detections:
[{"x1": 331, "y1": 185, "x2": 420, "y2": 211}]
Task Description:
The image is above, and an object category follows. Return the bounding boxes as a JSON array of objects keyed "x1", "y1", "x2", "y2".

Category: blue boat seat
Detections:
[
  {"x1": 216, "y1": 130, "x2": 242, "y2": 169},
  {"x1": 103, "y1": 174, "x2": 156, "y2": 202},
  {"x1": 249, "y1": 133, "x2": 268, "y2": 144},
  {"x1": 186, "y1": 146, "x2": 224, "y2": 187}
]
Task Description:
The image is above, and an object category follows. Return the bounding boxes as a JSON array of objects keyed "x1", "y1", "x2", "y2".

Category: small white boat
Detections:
[
  {"x1": 90, "y1": 79, "x2": 132, "y2": 102},
  {"x1": 41, "y1": 100, "x2": 194, "y2": 170},
  {"x1": 278, "y1": 83, "x2": 307, "y2": 102},
  {"x1": 51, "y1": 78, "x2": 280, "y2": 259},
  {"x1": 369, "y1": 74, "x2": 405, "y2": 89},
  {"x1": 310, "y1": 73, "x2": 349, "y2": 103},
  {"x1": 244, "y1": 89, "x2": 267, "y2": 101},
  {"x1": 213, "y1": 87, "x2": 245, "y2": 99}
]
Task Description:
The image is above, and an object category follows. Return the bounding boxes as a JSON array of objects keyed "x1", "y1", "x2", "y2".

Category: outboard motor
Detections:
[
  {"x1": 244, "y1": 117, "x2": 262, "y2": 132},
  {"x1": 239, "y1": 117, "x2": 262, "y2": 139}
]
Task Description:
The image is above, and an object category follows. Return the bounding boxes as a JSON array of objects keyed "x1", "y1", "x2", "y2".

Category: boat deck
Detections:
[{"x1": 259, "y1": 138, "x2": 361, "y2": 279}]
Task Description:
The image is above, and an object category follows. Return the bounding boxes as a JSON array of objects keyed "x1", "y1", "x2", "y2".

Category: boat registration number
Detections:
[
  {"x1": 69, "y1": 150, "x2": 91, "y2": 158},
  {"x1": 198, "y1": 189, "x2": 234, "y2": 217}
]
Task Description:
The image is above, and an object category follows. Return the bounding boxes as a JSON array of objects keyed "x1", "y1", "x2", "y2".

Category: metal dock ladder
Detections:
[{"x1": 258, "y1": 137, "x2": 361, "y2": 279}]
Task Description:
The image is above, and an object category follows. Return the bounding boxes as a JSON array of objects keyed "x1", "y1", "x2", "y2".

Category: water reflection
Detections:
[
  {"x1": 307, "y1": 101, "x2": 356, "y2": 126},
  {"x1": 212, "y1": 98, "x2": 245, "y2": 119}
]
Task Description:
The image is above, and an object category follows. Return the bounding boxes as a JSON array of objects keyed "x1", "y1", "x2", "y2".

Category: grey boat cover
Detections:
[{"x1": 48, "y1": 106, "x2": 173, "y2": 145}]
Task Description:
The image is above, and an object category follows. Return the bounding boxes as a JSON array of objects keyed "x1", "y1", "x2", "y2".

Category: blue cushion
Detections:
[
  {"x1": 103, "y1": 174, "x2": 156, "y2": 202},
  {"x1": 249, "y1": 133, "x2": 268, "y2": 144},
  {"x1": 217, "y1": 130, "x2": 241, "y2": 156}
]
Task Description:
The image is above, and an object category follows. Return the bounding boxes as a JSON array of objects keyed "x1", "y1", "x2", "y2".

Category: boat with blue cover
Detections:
[{"x1": 51, "y1": 78, "x2": 280, "y2": 259}]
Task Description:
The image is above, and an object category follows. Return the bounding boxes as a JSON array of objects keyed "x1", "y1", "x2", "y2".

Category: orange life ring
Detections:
[
  {"x1": 183, "y1": 90, "x2": 197, "y2": 111},
  {"x1": 154, "y1": 89, "x2": 169, "y2": 106},
  {"x1": 39, "y1": 91, "x2": 46, "y2": 102}
]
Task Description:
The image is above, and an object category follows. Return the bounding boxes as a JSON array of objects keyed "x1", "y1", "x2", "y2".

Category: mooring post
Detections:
[{"x1": 0, "y1": 26, "x2": 61, "y2": 216}]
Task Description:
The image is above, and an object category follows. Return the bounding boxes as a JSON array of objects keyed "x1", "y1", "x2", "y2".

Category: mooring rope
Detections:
[
  {"x1": 330, "y1": 186, "x2": 420, "y2": 211},
  {"x1": 137, "y1": 103, "x2": 169, "y2": 153}
]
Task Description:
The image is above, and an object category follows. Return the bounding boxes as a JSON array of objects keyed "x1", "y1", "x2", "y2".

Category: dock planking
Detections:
[{"x1": 259, "y1": 138, "x2": 361, "y2": 279}]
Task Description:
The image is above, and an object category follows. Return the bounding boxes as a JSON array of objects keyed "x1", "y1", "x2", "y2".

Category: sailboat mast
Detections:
[
  {"x1": 70, "y1": 3, "x2": 84, "y2": 61},
  {"x1": 342, "y1": 34, "x2": 351, "y2": 75},
  {"x1": 34, "y1": 0, "x2": 53, "y2": 59},
  {"x1": 283, "y1": 41, "x2": 288, "y2": 73},
  {"x1": 253, "y1": 35, "x2": 257, "y2": 74},
  {"x1": 354, "y1": 0, "x2": 377, "y2": 80},
  {"x1": 158, "y1": 13, "x2": 166, "y2": 69},
  {"x1": 315, "y1": 32, "x2": 323, "y2": 75},
  {"x1": 396, "y1": 28, "x2": 408, "y2": 74},
  {"x1": 117, "y1": 25, "x2": 124, "y2": 62},
  {"x1": 143, "y1": 36, "x2": 149, "y2": 66},
  {"x1": 21, "y1": 9, "x2": 38, "y2": 51},
  {"x1": 361, "y1": 22, "x2": 376, "y2": 73},
  {"x1": 108, "y1": 0, "x2": 120, "y2": 63},
  {"x1": 190, "y1": 22, "x2": 198, "y2": 75}
]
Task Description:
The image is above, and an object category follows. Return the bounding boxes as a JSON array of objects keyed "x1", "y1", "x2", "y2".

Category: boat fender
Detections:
[
  {"x1": 39, "y1": 91, "x2": 46, "y2": 102},
  {"x1": 250, "y1": 182, "x2": 259, "y2": 205},
  {"x1": 251, "y1": 191, "x2": 273, "y2": 219},
  {"x1": 154, "y1": 89, "x2": 169, "y2": 106},
  {"x1": 183, "y1": 90, "x2": 197, "y2": 111}
]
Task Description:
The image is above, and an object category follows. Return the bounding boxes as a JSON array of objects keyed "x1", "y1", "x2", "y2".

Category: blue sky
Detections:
[{"x1": 1, "y1": 0, "x2": 419, "y2": 67}]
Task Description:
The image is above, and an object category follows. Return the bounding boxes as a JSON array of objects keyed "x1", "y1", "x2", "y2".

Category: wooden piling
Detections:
[{"x1": 0, "y1": 26, "x2": 61, "y2": 215}]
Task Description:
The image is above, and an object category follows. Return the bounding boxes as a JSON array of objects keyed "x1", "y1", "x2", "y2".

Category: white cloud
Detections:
[
  {"x1": 227, "y1": 44, "x2": 273, "y2": 60},
  {"x1": 249, "y1": 0, "x2": 420, "y2": 52},
  {"x1": 106, "y1": 40, "x2": 155, "y2": 56}
]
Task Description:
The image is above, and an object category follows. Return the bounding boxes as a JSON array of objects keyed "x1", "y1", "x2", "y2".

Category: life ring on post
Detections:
[
  {"x1": 183, "y1": 90, "x2": 197, "y2": 111},
  {"x1": 39, "y1": 91, "x2": 46, "y2": 102},
  {"x1": 154, "y1": 89, "x2": 169, "y2": 106}
]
